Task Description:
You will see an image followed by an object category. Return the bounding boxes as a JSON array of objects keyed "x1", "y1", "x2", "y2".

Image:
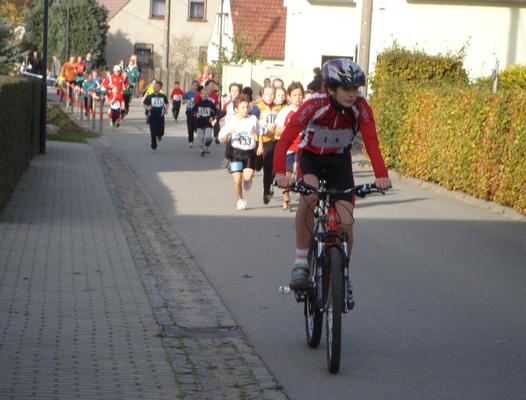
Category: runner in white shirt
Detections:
[{"x1": 218, "y1": 94, "x2": 263, "y2": 210}]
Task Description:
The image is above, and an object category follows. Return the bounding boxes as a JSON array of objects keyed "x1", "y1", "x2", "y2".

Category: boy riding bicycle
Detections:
[{"x1": 273, "y1": 59, "x2": 391, "y2": 292}]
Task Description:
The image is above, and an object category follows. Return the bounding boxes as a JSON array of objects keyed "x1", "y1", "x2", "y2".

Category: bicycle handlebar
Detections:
[{"x1": 291, "y1": 180, "x2": 385, "y2": 198}]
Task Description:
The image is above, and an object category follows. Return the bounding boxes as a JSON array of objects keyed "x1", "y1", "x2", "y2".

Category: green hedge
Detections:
[
  {"x1": 371, "y1": 43, "x2": 469, "y2": 88},
  {"x1": 371, "y1": 81, "x2": 526, "y2": 213},
  {"x1": 0, "y1": 76, "x2": 41, "y2": 210}
]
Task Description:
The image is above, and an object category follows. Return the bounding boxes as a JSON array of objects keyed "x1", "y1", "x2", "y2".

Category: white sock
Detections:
[{"x1": 294, "y1": 248, "x2": 309, "y2": 266}]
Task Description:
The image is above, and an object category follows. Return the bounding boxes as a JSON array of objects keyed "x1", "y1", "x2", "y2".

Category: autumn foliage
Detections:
[{"x1": 371, "y1": 46, "x2": 526, "y2": 214}]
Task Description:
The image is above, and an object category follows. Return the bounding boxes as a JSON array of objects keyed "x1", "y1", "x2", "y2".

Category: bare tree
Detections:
[{"x1": 170, "y1": 34, "x2": 198, "y2": 88}]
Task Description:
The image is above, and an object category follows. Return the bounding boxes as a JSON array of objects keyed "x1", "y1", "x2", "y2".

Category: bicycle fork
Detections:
[{"x1": 342, "y1": 241, "x2": 354, "y2": 313}]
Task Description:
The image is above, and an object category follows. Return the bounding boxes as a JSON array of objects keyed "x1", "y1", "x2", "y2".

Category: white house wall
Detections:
[
  {"x1": 283, "y1": 0, "x2": 361, "y2": 85},
  {"x1": 284, "y1": 0, "x2": 526, "y2": 82},
  {"x1": 371, "y1": 0, "x2": 526, "y2": 78}
]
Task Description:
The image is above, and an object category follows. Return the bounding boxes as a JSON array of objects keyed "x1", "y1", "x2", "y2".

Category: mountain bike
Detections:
[{"x1": 285, "y1": 179, "x2": 384, "y2": 373}]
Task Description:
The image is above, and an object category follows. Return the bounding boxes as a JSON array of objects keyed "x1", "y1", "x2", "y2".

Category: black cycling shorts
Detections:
[
  {"x1": 298, "y1": 150, "x2": 355, "y2": 202},
  {"x1": 230, "y1": 148, "x2": 257, "y2": 173}
]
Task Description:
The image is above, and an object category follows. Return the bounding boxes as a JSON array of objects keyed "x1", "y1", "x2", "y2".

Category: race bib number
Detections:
[
  {"x1": 173, "y1": 95, "x2": 182, "y2": 101},
  {"x1": 152, "y1": 97, "x2": 165, "y2": 107},
  {"x1": 309, "y1": 127, "x2": 354, "y2": 149},
  {"x1": 198, "y1": 106, "x2": 212, "y2": 117},
  {"x1": 265, "y1": 112, "x2": 277, "y2": 125},
  {"x1": 236, "y1": 132, "x2": 253, "y2": 149}
]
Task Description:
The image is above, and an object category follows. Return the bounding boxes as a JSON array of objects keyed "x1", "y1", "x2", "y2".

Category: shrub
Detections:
[
  {"x1": 0, "y1": 76, "x2": 41, "y2": 209},
  {"x1": 371, "y1": 42, "x2": 469, "y2": 89},
  {"x1": 499, "y1": 64, "x2": 526, "y2": 90},
  {"x1": 371, "y1": 80, "x2": 526, "y2": 213}
]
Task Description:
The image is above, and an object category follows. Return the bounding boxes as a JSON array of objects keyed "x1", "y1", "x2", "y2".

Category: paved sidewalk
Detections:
[{"x1": 0, "y1": 142, "x2": 180, "y2": 399}]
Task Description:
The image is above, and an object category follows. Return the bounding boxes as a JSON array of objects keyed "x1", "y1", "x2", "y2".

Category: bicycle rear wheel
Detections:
[
  {"x1": 326, "y1": 246, "x2": 343, "y2": 374},
  {"x1": 305, "y1": 246, "x2": 322, "y2": 348}
]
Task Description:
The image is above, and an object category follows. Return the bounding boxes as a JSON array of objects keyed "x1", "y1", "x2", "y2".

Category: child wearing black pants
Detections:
[{"x1": 143, "y1": 81, "x2": 169, "y2": 151}]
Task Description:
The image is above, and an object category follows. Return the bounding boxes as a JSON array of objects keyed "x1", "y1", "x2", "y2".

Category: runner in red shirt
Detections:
[
  {"x1": 169, "y1": 81, "x2": 185, "y2": 121},
  {"x1": 275, "y1": 81, "x2": 305, "y2": 211}
]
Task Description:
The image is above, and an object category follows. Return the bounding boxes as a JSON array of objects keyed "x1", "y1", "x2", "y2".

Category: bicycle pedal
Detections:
[{"x1": 278, "y1": 285, "x2": 291, "y2": 294}]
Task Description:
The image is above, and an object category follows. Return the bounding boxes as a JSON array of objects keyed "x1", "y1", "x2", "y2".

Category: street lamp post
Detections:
[{"x1": 40, "y1": 0, "x2": 49, "y2": 154}]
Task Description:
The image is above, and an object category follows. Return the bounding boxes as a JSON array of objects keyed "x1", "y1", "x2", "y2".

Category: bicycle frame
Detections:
[{"x1": 308, "y1": 179, "x2": 351, "y2": 312}]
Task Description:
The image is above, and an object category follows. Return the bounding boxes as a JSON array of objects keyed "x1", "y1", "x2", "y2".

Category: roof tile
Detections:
[
  {"x1": 97, "y1": 0, "x2": 130, "y2": 20},
  {"x1": 230, "y1": 0, "x2": 287, "y2": 60}
]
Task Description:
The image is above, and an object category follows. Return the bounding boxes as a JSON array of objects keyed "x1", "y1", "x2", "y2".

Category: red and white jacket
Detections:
[{"x1": 273, "y1": 92, "x2": 388, "y2": 177}]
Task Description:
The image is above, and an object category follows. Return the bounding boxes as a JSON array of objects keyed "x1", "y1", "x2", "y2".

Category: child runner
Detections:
[
  {"x1": 82, "y1": 73, "x2": 97, "y2": 116},
  {"x1": 255, "y1": 85, "x2": 283, "y2": 204},
  {"x1": 219, "y1": 94, "x2": 262, "y2": 210},
  {"x1": 275, "y1": 87, "x2": 287, "y2": 108},
  {"x1": 122, "y1": 70, "x2": 132, "y2": 117},
  {"x1": 220, "y1": 83, "x2": 242, "y2": 124},
  {"x1": 108, "y1": 86, "x2": 124, "y2": 128},
  {"x1": 143, "y1": 80, "x2": 169, "y2": 152},
  {"x1": 169, "y1": 81, "x2": 185, "y2": 121},
  {"x1": 191, "y1": 86, "x2": 217, "y2": 156},
  {"x1": 275, "y1": 81, "x2": 305, "y2": 211},
  {"x1": 124, "y1": 58, "x2": 140, "y2": 97},
  {"x1": 142, "y1": 78, "x2": 157, "y2": 124},
  {"x1": 183, "y1": 80, "x2": 199, "y2": 147},
  {"x1": 274, "y1": 59, "x2": 391, "y2": 294}
]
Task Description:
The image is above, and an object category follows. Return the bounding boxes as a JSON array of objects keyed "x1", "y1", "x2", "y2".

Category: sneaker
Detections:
[
  {"x1": 188, "y1": 143, "x2": 193, "y2": 148},
  {"x1": 157, "y1": 135, "x2": 162, "y2": 141},
  {"x1": 116, "y1": 122, "x2": 120, "y2": 127},
  {"x1": 347, "y1": 286, "x2": 355, "y2": 311},
  {"x1": 205, "y1": 148, "x2": 210, "y2": 154},
  {"x1": 289, "y1": 264, "x2": 309, "y2": 291},
  {"x1": 215, "y1": 138, "x2": 220, "y2": 144},
  {"x1": 263, "y1": 192, "x2": 273, "y2": 205},
  {"x1": 151, "y1": 148, "x2": 157, "y2": 153},
  {"x1": 200, "y1": 150, "x2": 205, "y2": 157},
  {"x1": 236, "y1": 199, "x2": 247, "y2": 210},
  {"x1": 282, "y1": 200, "x2": 290, "y2": 211},
  {"x1": 243, "y1": 179, "x2": 252, "y2": 191},
  {"x1": 109, "y1": 121, "x2": 113, "y2": 127}
]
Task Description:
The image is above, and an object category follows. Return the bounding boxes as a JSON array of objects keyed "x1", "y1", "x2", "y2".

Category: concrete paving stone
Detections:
[{"x1": 0, "y1": 142, "x2": 181, "y2": 399}]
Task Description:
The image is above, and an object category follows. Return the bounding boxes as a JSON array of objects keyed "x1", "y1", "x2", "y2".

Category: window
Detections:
[
  {"x1": 189, "y1": 0, "x2": 206, "y2": 20},
  {"x1": 151, "y1": 0, "x2": 165, "y2": 17}
]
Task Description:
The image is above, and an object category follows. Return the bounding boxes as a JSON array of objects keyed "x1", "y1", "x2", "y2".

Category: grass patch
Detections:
[{"x1": 47, "y1": 103, "x2": 99, "y2": 144}]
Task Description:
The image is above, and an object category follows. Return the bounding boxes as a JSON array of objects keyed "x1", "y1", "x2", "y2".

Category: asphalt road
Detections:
[{"x1": 103, "y1": 101, "x2": 526, "y2": 400}]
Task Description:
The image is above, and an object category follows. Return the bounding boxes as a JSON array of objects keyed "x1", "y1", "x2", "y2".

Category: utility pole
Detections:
[
  {"x1": 163, "y1": 0, "x2": 171, "y2": 86},
  {"x1": 40, "y1": 0, "x2": 49, "y2": 154},
  {"x1": 358, "y1": 0, "x2": 373, "y2": 93}
]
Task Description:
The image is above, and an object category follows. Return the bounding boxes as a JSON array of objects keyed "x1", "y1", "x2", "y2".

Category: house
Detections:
[
  {"x1": 207, "y1": 0, "x2": 287, "y2": 66},
  {"x1": 97, "y1": 0, "x2": 219, "y2": 86},
  {"x1": 284, "y1": 0, "x2": 526, "y2": 82},
  {"x1": 207, "y1": 0, "x2": 300, "y2": 93}
]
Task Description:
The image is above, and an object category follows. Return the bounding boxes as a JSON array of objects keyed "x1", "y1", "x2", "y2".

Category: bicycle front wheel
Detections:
[{"x1": 326, "y1": 246, "x2": 343, "y2": 374}]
